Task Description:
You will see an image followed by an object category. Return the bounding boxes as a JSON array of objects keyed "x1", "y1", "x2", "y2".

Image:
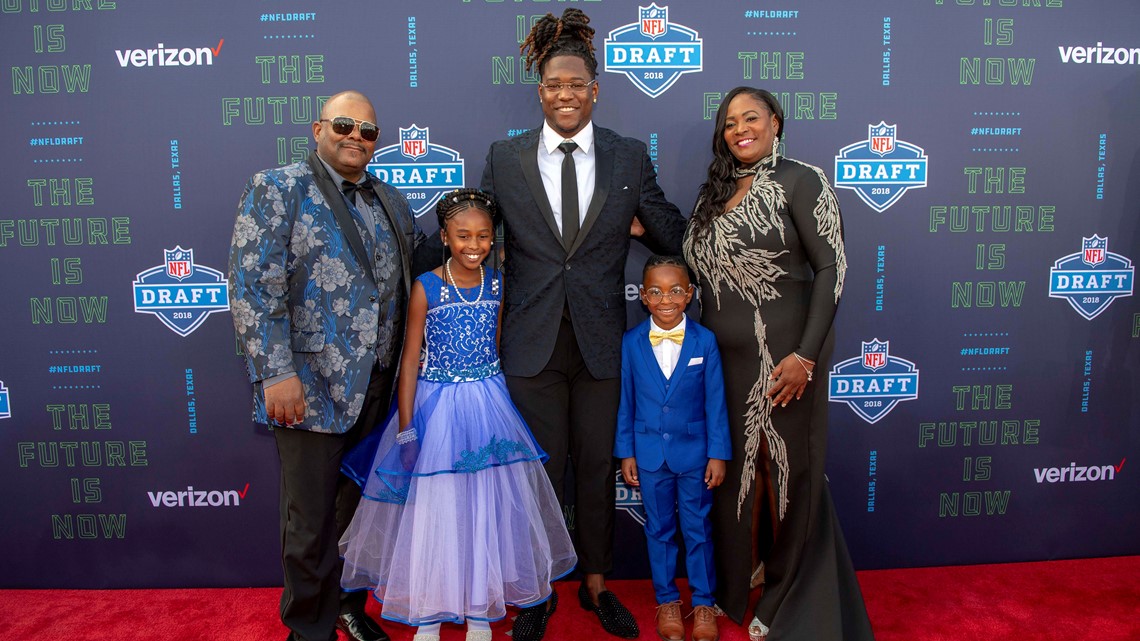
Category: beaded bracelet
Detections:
[
  {"x1": 396, "y1": 428, "x2": 418, "y2": 445},
  {"x1": 793, "y1": 352, "x2": 815, "y2": 382}
]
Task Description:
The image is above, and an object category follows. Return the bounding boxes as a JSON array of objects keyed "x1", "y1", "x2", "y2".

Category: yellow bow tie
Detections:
[{"x1": 649, "y1": 328, "x2": 685, "y2": 346}]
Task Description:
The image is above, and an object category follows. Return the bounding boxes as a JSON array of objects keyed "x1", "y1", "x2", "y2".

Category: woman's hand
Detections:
[{"x1": 767, "y1": 352, "x2": 814, "y2": 407}]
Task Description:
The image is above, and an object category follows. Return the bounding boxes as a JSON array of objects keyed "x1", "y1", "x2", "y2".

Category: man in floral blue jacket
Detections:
[{"x1": 228, "y1": 90, "x2": 432, "y2": 641}]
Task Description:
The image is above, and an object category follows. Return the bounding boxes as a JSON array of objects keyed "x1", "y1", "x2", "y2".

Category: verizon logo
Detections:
[
  {"x1": 115, "y1": 39, "x2": 223, "y2": 67},
  {"x1": 1033, "y1": 459, "x2": 1124, "y2": 483},
  {"x1": 1057, "y1": 43, "x2": 1140, "y2": 65},
  {"x1": 147, "y1": 483, "x2": 249, "y2": 507}
]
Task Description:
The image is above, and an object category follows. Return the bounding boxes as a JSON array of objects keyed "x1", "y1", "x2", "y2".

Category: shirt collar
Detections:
[
  {"x1": 649, "y1": 314, "x2": 686, "y2": 334},
  {"x1": 316, "y1": 153, "x2": 365, "y2": 187},
  {"x1": 542, "y1": 120, "x2": 594, "y2": 155}
]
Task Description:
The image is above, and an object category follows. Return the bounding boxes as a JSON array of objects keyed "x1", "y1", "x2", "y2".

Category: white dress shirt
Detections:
[
  {"x1": 649, "y1": 315, "x2": 686, "y2": 380},
  {"x1": 538, "y1": 120, "x2": 596, "y2": 237}
]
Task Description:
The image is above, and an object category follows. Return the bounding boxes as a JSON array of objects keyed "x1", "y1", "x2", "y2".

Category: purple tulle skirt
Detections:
[{"x1": 339, "y1": 373, "x2": 576, "y2": 625}]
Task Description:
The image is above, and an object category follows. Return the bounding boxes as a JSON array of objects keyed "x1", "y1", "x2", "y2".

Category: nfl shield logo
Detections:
[
  {"x1": 868, "y1": 122, "x2": 896, "y2": 157},
  {"x1": 639, "y1": 4, "x2": 668, "y2": 39},
  {"x1": 400, "y1": 125, "x2": 428, "y2": 160},
  {"x1": 862, "y1": 340, "x2": 889, "y2": 371},
  {"x1": 1082, "y1": 235, "x2": 1107, "y2": 266},
  {"x1": 165, "y1": 246, "x2": 194, "y2": 281}
]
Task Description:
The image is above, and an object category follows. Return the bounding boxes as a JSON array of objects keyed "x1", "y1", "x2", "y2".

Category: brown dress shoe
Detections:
[
  {"x1": 654, "y1": 600, "x2": 684, "y2": 641},
  {"x1": 691, "y1": 605, "x2": 721, "y2": 641}
]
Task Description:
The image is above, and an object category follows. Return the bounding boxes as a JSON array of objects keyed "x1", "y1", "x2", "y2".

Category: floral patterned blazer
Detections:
[{"x1": 228, "y1": 151, "x2": 427, "y2": 433}]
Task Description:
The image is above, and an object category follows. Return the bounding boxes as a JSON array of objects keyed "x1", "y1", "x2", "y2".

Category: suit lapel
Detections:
[
  {"x1": 663, "y1": 324, "x2": 697, "y2": 403},
  {"x1": 306, "y1": 151, "x2": 377, "y2": 287},
  {"x1": 370, "y1": 179, "x2": 412, "y2": 292},
  {"x1": 568, "y1": 127, "x2": 612, "y2": 258},
  {"x1": 635, "y1": 322, "x2": 668, "y2": 398},
  {"x1": 518, "y1": 133, "x2": 563, "y2": 245}
]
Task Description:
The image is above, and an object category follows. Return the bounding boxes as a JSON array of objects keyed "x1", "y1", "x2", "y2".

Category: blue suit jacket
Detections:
[
  {"x1": 614, "y1": 317, "x2": 731, "y2": 473},
  {"x1": 227, "y1": 152, "x2": 426, "y2": 434}
]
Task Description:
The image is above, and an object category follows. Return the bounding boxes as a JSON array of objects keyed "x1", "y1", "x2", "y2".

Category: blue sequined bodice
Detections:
[{"x1": 418, "y1": 268, "x2": 501, "y2": 382}]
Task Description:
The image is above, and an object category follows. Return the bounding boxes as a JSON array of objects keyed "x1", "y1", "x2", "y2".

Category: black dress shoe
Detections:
[
  {"x1": 512, "y1": 590, "x2": 558, "y2": 641},
  {"x1": 577, "y1": 583, "x2": 639, "y2": 639},
  {"x1": 336, "y1": 612, "x2": 390, "y2": 641}
]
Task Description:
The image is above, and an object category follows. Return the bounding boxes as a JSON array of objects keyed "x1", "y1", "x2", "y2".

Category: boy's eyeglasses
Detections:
[
  {"x1": 641, "y1": 286, "x2": 692, "y2": 303},
  {"x1": 321, "y1": 117, "x2": 380, "y2": 141}
]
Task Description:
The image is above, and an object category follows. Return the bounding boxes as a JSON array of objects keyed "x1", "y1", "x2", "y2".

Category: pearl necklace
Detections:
[{"x1": 444, "y1": 257, "x2": 484, "y2": 304}]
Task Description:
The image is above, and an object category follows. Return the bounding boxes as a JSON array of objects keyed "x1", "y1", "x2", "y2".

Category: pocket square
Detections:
[
  {"x1": 622, "y1": 185, "x2": 629, "y2": 190},
  {"x1": 688, "y1": 356, "x2": 704, "y2": 366}
]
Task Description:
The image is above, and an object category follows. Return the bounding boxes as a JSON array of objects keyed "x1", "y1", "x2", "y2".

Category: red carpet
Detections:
[{"x1": 2, "y1": 557, "x2": 1137, "y2": 640}]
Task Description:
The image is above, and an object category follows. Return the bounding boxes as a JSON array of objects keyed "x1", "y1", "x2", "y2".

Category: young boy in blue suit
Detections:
[{"x1": 615, "y1": 255, "x2": 731, "y2": 641}]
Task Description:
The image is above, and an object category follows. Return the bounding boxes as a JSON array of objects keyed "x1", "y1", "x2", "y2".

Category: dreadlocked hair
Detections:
[
  {"x1": 520, "y1": 8, "x2": 597, "y2": 78},
  {"x1": 435, "y1": 188, "x2": 501, "y2": 230}
]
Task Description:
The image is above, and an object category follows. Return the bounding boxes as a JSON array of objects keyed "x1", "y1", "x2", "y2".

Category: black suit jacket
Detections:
[{"x1": 481, "y1": 125, "x2": 685, "y2": 380}]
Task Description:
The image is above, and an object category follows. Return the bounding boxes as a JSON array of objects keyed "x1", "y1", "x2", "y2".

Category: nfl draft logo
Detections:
[
  {"x1": 1048, "y1": 235, "x2": 1134, "y2": 320},
  {"x1": 368, "y1": 124, "x2": 464, "y2": 218},
  {"x1": 834, "y1": 122, "x2": 928, "y2": 213},
  {"x1": 0, "y1": 380, "x2": 10, "y2": 420},
  {"x1": 133, "y1": 246, "x2": 230, "y2": 337},
  {"x1": 614, "y1": 470, "x2": 648, "y2": 526},
  {"x1": 603, "y1": 4, "x2": 703, "y2": 98},
  {"x1": 829, "y1": 339, "x2": 920, "y2": 424}
]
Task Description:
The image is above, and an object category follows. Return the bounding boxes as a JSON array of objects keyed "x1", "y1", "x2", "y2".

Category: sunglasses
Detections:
[{"x1": 321, "y1": 116, "x2": 379, "y2": 141}]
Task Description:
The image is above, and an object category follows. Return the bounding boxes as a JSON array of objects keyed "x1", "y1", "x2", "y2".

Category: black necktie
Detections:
[
  {"x1": 558, "y1": 140, "x2": 579, "y2": 252},
  {"x1": 341, "y1": 179, "x2": 375, "y2": 208}
]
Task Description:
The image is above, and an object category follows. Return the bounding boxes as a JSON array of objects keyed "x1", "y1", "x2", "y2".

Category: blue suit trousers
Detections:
[{"x1": 639, "y1": 462, "x2": 716, "y2": 606}]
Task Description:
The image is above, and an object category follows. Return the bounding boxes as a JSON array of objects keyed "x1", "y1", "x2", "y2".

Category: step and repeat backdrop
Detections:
[{"x1": 1, "y1": 1, "x2": 1137, "y2": 588}]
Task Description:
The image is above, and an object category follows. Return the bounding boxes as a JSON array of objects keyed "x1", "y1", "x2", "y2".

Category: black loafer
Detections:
[
  {"x1": 578, "y1": 583, "x2": 639, "y2": 639},
  {"x1": 336, "y1": 612, "x2": 390, "y2": 641},
  {"x1": 512, "y1": 590, "x2": 558, "y2": 641}
]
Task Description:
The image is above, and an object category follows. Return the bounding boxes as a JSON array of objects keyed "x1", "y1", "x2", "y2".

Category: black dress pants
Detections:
[
  {"x1": 273, "y1": 365, "x2": 395, "y2": 641},
  {"x1": 506, "y1": 315, "x2": 621, "y2": 575}
]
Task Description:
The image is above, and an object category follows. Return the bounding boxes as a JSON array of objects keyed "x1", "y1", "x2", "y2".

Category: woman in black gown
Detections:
[{"x1": 683, "y1": 87, "x2": 874, "y2": 641}]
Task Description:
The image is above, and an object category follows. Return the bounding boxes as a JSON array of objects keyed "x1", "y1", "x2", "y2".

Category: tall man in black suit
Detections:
[{"x1": 480, "y1": 9, "x2": 686, "y2": 641}]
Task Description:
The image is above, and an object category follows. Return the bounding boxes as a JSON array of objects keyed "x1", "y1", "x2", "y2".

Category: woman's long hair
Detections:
[{"x1": 689, "y1": 87, "x2": 784, "y2": 240}]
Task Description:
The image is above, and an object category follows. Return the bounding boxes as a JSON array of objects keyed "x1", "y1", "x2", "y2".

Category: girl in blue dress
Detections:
[{"x1": 340, "y1": 189, "x2": 576, "y2": 641}]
